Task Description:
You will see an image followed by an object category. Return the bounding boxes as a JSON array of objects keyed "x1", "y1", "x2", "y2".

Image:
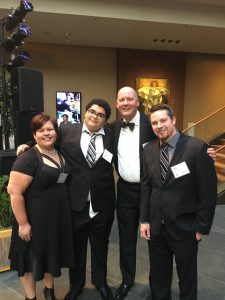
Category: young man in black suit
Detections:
[
  {"x1": 140, "y1": 104, "x2": 217, "y2": 300},
  {"x1": 58, "y1": 99, "x2": 115, "y2": 300},
  {"x1": 112, "y1": 87, "x2": 155, "y2": 299}
]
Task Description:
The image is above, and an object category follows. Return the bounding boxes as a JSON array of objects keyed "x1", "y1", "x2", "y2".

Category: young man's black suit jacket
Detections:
[
  {"x1": 58, "y1": 122, "x2": 115, "y2": 290},
  {"x1": 140, "y1": 132, "x2": 217, "y2": 299},
  {"x1": 140, "y1": 132, "x2": 217, "y2": 240},
  {"x1": 58, "y1": 122, "x2": 115, "y2": 213},
  {"x1": 111, "y1": 111, "x2": 155, "y2": 285}
]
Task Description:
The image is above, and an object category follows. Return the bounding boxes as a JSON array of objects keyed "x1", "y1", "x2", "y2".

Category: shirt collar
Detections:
[
  {"x1": 82, "y1": 122, "x2": 105, "y2": 135},
  {"x1": 166, "y1": 130, "x2": 180, "y2": 148},
  {"x1": 160, "y1": 130, "x2": 180, "y2": 149},
  {"x1": 123, "y1": 110, "x2": 140, "y2": 126}
]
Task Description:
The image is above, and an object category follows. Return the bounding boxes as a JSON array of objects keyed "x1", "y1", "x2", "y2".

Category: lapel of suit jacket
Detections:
[
  {"x1": 113, "y1": 120, "x2": 122, "y2": 170},
  {"x1": 90, "y1": 125, "x2": 113, "y2": 168},
  {"x1": 139, "y1": 112, "x2": 145, "y2": 148},
  {"x1": 139, "y1": 112, "x2": 155, "y2": 176},
  {"x1": 114, "y1": 119, "x2": 122, "y2": 148},
  {"x1": 151, "y1": 139, "x2": 162, "y2": 186},
  {"x1": 139, "y1": 113, "x2": 145, "y2": 177},
  {"x1": 102, "y1": 126, "x2": 112, "y2": 151},
  {"x1": 59, "y1": 123, "x2": 90, "y2": 168},
  {"x1": 74, "y1": 123, "x2": 90, "y2": 166},
  {"x1": 139, "y1": 112, "x2": 150, "y2": 150},
  {"x1": 163, "y1": 132, "x2": 189, "y2": 186}
]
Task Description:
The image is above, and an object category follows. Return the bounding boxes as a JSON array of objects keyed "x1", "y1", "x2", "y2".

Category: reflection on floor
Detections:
[{"x1": 1, "y1": 205, "x2": 225, "y2": 300}]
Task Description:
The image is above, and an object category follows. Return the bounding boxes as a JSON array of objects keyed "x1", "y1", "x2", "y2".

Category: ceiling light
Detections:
[
  {"x1": 4, "y1": 0, "x2": 33, "y2": 32},
  {"x1": 5, "y1": 50, "x2": 31, "y2": 72},
  {"x1": 4, "y1": 23, "x2": 32, "y2": 52}
]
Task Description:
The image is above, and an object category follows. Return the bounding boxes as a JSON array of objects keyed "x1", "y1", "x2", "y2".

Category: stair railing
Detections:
[
  {"x1": 215, "y1": 144, "x2": 225, "y2": 153},
  {"x1": 182, "y1": 105, "x2": 225, "y2": 137},
  {"x1": 182, "y1": 105, "x2": 225, "y2": 200}
]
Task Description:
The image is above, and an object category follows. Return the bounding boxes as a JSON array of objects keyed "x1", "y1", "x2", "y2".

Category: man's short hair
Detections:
[
  {"x1": 62, "y1": 114, "x2": 69, "y2": 119},
  {"x1": 86, "y1": 99, "x2": 111, "y2": 120},
  {"x1": 150, "y1": 104, "x2": 175, "y2": 119}
]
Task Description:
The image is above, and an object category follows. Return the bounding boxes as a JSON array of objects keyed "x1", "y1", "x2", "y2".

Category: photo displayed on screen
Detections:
[{"x1": 56, "y1": 91, "x2": 81, "y2": 126}]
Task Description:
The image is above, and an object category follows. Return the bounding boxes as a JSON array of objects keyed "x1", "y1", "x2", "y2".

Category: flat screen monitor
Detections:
[{"x1": 56, "y1": 91, "x2": 81, "y2": 126}]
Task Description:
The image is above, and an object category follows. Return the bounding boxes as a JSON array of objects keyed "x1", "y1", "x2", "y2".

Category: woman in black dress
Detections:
[{"x1": 7, "y1": 114, "x2": 74, "y2": 300}]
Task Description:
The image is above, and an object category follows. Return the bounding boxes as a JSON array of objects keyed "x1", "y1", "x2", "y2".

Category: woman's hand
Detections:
[{"x1": 19, "y1": 223, "x2": 32, "y2": 242}]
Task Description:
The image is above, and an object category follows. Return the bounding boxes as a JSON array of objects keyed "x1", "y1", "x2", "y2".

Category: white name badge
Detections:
[
  {"x1": 102, "y1": 149, "x2": 113, "y2": 163},
  {"x1": 171, "y1": 162, "x2": 190, "y2": 179},
  {"x1": 57, "y1": 173, "x2": 68, "y2": 183}
]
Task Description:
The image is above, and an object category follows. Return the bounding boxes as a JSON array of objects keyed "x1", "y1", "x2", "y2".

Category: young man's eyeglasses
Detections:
[{"x1": 87, "y1": 109, "x2": 106, "y2": 119}]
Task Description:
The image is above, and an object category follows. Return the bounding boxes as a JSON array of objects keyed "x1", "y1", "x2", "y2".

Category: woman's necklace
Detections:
[{"x1": 39, "y1": 147, "x2": 57, "y2": 156}]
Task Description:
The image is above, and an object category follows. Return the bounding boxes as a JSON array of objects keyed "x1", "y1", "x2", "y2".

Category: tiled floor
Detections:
[{"x1": 0, "y1": 205, "x2": 225, "y2": 300}]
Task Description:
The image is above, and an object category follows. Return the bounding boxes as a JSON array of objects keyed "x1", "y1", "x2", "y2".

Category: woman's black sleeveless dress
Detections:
[{"x1": 9, "y1": 147, "x2": 74, "y2": 281}]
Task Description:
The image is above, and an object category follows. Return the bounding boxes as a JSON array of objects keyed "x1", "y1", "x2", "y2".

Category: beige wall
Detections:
[
  {"x1": 25, "y1": 43, "x2": 117, "y2": 122},
  {"x1": 184, "y1": 53, "x2": 225, "y2": 139},
  {"x1": 19, "y1": 44, "x2": 225, "y2": 137}
]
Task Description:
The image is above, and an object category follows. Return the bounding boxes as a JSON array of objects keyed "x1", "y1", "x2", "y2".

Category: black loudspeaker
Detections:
[
  {"x1": 0, "y1": 150, "x2": 17, "y2": 175},
  {"x1": 14, "y1": 111, "x2": 39, "y2": 147},
  {"x1": 11, "y1": 67, "x2": 44, "y2": 112}
]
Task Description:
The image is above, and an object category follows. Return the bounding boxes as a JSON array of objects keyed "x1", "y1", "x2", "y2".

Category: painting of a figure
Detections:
[{"x1": 136, "y1": 78, "x2": 170, "y2": 114}]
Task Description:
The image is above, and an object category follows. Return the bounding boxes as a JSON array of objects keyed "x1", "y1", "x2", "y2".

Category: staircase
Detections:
[
  {"x1": 211, "y1": 141, "x2": 225, "y2": 204},
  {"x1": 211, "y1": 140, "x2": 225, "y2": 183},
  {"x1": 182, "y1": 105, "x2": 225, "y2": 204}
]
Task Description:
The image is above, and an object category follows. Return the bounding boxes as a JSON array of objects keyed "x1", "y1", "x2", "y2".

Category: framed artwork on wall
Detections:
[
  {"x1": 56, "y1": 91, "x2": 81, "y2": 126},
  {"x1": 136, "y1": 78, "x2": 170, "y2": 115}
]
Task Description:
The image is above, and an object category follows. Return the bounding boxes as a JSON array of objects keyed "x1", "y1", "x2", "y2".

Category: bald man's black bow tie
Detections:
[{"x1": 121, "y1": 122, "x2": 135, "y2": 131}]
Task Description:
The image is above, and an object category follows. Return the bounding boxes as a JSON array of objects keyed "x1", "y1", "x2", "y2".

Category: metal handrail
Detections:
[
  {"x1": 215, "y1": 144, "x2": 225, "y2": 154},
  {"x1": 182, "y1": 105, "x2": 225, "y2": 133}
]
